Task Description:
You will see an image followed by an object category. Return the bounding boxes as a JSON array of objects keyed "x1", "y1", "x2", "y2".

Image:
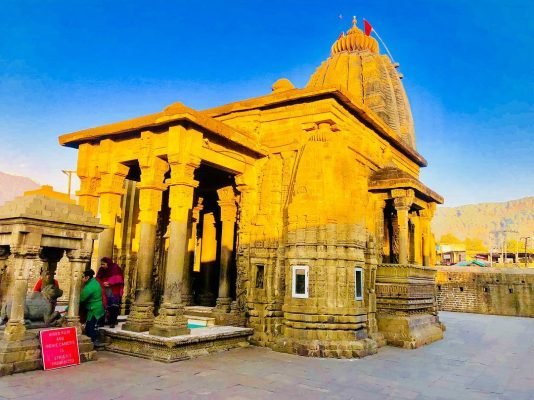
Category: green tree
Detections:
[
  {"x1": 505, "y1": 239, "x2": 517, "y2": 253},
  {"x1": 465, "y1": 237, "x2": 487, "y2": 252},
  {"x1": 440, "y1": 233, "x2": 462, "y2": 244}
]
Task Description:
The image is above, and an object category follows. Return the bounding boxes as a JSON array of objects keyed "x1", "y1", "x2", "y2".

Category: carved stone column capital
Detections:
[
  {"x1": 10, "y1": 245, "x2": 40, "y2": 258},
  {"x1": 392, "y1": 189, "x2": 415, "y2": 211},
  {"x1": 420, "y1": 203, "x2": 436, "y2": 220},
  {"x1": 167, "y1": 157, "x2": 200, "y2": 185},
  {"x1": 66, "y1": 249, "x2": 92, "y2": 263},
  {"x1": 217, "y1": 186, "x2": 238, "y2": 222},
  {"x1": 167, "y1": 183, "x2": 197, "y2": 223},
  {"x1": 139, "y1": 158, "x2": 168, "y2": 189},
  {"x1": 137, "y1": 187, "x2": 165, "y2": 225},
  {"x1": 98, "y1": 162, "x2": 128, "y2": 196},
  {"x1": 191, "y1": 198, "x2": 204, "y2": 222}
]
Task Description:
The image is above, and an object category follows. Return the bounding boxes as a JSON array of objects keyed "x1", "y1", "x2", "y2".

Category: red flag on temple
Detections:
[{"x1": 364, "y1": 19, "x2": 372, "y2": 36}]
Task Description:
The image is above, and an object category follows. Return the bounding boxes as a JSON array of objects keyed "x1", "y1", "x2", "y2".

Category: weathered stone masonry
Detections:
[{"x1": 436, "y1": 267, "x2": 534, "y2": 318}]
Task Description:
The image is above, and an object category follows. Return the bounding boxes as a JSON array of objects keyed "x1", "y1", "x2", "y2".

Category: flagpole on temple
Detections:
[{"x1": 364, "y1": 19, "x2": 397, "y2": 64}]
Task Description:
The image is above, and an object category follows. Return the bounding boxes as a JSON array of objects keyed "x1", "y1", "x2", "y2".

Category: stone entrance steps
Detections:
[{"x1": 184, "y1": 306, "x2": 216, "y2": 327}]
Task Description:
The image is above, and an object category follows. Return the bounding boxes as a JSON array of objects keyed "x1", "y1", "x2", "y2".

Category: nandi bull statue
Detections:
[{"x1": 0, "y1": 283, "x2": 64, "y2": 328}]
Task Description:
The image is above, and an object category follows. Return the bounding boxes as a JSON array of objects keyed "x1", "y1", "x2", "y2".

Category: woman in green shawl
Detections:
[{"x1": 80, "y1": 269, "x2": 105, "y2": 345}]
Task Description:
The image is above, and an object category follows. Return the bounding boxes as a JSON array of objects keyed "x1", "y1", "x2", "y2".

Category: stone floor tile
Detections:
[
  {"x1": 0, "y1": 385, "x2": 39, "y2": 399},
  {"x1": 0, "y1": 312, "x2": 533, "y2": 400}
]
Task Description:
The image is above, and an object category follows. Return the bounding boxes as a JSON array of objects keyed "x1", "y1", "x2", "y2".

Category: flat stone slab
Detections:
[
  {"x1": 184, "y1": 306, "x2": 214, "y2": 318},
  {"x1": 185, "y1": 316, "x2": 215, "y2": 327},
  {"x1": 101, "y1": 323, "x2": 253, "y2": 362}
]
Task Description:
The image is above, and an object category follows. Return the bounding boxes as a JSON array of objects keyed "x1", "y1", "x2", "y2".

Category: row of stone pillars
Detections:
[{"x1": 79, "y1": 149, "x2": 239, "y2": 336}]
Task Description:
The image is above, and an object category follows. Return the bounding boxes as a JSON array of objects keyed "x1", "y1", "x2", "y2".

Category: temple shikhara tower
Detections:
[{"x1": 59, "y1": 18, "x2": 444, "y2": 358}]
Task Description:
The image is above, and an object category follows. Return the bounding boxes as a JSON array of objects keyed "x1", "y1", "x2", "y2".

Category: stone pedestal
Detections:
[
  {"x1": 150, "y1": 218, "x2": 191, "y2": 337},
  {"x1": 122, "y1": 302, "x2": 155, "y2": 333},
  {"x1": 213, "y1": 297, "x2": 231, "y2": 325},
  {"x1": 376, "y1": 313, "x2": 443, "y2": 349},
  {"x1": 0, "y1": 333, "x2": 40, "y2": 376},
  {"x1": 150, "y1": 304, "x2": 189, "y2": 337},
  {"x1": 213, "y1": 300, "x2": 245, "y2": 326},
  {"x1": 0, "y1": 330, "x2": 96, "y2": 377},
  {"x1": 375, "y1": 263, "x2": 444, "y2": 349}
]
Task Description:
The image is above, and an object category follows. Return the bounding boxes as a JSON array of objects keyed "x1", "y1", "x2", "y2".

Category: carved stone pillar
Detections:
[
  {"x1": 410, "y1": 213, "x2": 422, "y2": 265},
  {"x1": 215, "y1": 186, "x2": 238, "y2": 311},
  {"x1": 98, "y1": 161, "x2": 128, "y2": 261},
  {"x1": 429, "y1": 233, "x2": 437, "y2": 267},
  {"x1": 150, "y1": 161, "x2": 198, "y2": 337},
  {"x1": 420, "y1": 204, "x2": 435, "y2": 266},
  {"x1": 65, "y1": 245, "x2": 92, "y2": 330},
  {"x1": 392, "y1": 189, "x2": 414, "y2": 265},
  {"x1": 123, "y1": 156, "x2": 168, "y2": 332},
  {"x1": 182, "y1": 198, "x2": 203, "y2": 305},
  {"x1": 199, "y1": 212, "x2": 217, "y2": 306},
  {"x1": 4, "y1": 245, "x2": 40, "y2": 341},
  {"x1": 76, "y1": 143, "x2": 100, "y2": 217}
]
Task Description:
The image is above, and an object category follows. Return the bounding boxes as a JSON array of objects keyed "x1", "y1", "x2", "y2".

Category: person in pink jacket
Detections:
[{"x1": 96, "y1": 257, "x2": 124, "y2": 328}]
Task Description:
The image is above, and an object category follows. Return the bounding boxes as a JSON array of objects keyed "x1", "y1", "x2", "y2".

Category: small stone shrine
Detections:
[{"x1": 0, "y1": 195, "x2": 103, "y2": 375}]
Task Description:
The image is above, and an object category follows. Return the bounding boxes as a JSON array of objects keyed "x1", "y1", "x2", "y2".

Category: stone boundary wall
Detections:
[{"x1": 436, "y1": 267, "x2": 534, "y2": 317}]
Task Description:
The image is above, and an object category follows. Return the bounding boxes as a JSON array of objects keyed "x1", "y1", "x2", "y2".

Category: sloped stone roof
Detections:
[
  {"x1": 0, "y1": 195, "x2": 101, "y2": 227},
  {"x1": 369, "y1": 166, "x2": 414, "y2": 182},
  {"x1": 369, "y1": 167, "x2": 444, "y2": 204}
]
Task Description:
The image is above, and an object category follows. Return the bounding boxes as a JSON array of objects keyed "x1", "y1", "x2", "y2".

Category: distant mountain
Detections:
[
  {"x1": 0, "y1": 171, "x2": 40, "y2": 205},
  {"x1": 432, "y1": 197, "x2": 534, "y2": 247}
]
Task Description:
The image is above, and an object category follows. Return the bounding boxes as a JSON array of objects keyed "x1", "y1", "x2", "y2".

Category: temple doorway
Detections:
[{"x1": 189, "y1": 163, "x2": 238, "y2": 307}]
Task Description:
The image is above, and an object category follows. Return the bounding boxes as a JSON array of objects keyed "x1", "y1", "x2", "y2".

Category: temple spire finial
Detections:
[{"x1": 352, "y1": 16, "x2": 357, "y2": 27}]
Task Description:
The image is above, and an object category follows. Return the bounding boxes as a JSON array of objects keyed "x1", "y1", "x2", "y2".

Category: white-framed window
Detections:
[
  {"x1": 355, "y1": 267, "x2": 364, "y2": 300},
  {"x1": 292, "y1": 265, "x2": 309, "y2": 298}
]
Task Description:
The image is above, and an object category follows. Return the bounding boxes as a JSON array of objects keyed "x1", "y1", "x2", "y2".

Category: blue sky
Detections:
[{"x1": 1, "y1": 0, "x2": 532, "y2": 206}]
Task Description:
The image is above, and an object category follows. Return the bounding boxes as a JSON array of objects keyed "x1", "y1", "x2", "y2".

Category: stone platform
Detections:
[{"x1": 100, "y1": 323, "x2": 253, "y2": 362}]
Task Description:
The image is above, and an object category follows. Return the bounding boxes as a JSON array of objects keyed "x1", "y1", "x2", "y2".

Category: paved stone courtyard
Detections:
[{"x1": 0, "y1": 312, "x2": 533, "y2": 400}]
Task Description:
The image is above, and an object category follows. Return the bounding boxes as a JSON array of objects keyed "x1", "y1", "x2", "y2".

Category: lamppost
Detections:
[
  {"x1": 62, "y1": 170, "x2": 76, "y2": 198},
  {"x1": 519, "y1": 236, "x2": 531, "y2": 268}
]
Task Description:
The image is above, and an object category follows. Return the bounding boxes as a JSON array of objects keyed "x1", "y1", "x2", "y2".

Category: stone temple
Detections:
[{"x1": 58, "y1": 18, "x2": 445, "y2": 358}]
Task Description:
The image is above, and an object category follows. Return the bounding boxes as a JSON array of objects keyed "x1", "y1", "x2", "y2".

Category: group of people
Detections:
[{"x1": 79, "y1": 257, "x2": 124, "y2": 345}]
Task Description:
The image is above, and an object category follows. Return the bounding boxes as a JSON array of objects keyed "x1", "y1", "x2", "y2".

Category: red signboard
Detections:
[{"x1": 40, "y1": 327, "x2": 80, "y2": 370}]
